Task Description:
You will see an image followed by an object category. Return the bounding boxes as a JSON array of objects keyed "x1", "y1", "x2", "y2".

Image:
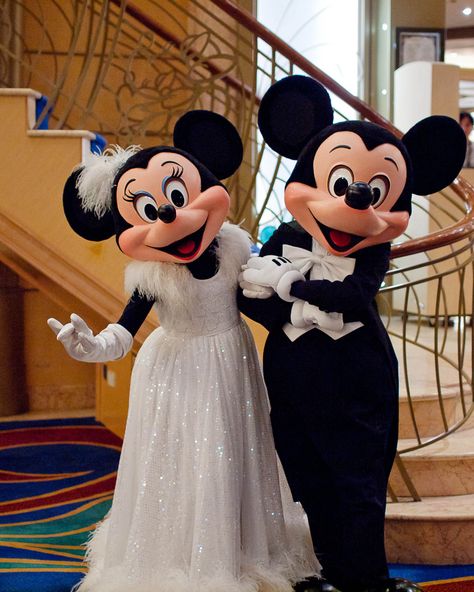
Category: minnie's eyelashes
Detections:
[
  {"x1": 171, "y1": 165, "x2": 184, "y2": 179},
  {"x1": 123, "y1": 166, "x2": 184, "y2": 204},
  {"x1": 123, "y1": 178, "x2": 137, "y2": 202},
  {"x1": 123, "y1": 187, "x2": 156, "y2": 204}
]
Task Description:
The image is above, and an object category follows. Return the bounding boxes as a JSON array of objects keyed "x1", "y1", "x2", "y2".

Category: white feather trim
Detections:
[
  {"x1": 74, "y1": 564, "x2": 310, "y2": 592},
  {"x1": 76, "y1": 145, "x2": 142, "y2": 218},
  {"x1": 74, "y1": 486, "x2": 319, "y2": 592},
  {"x1": 74, "y1": 516, "x2": 317, "y2": 592},
  {"x1": 124, "y1": 222, "x2": 252, "y2": 302},
  {"x1": 72, "y1": 516, "x2": 320, "y2": 592}
]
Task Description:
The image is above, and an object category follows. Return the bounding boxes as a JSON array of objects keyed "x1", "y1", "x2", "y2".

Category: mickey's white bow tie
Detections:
[
  {"x1": 282, "y1": 242, "x2": 355, "y2": 282},
  {"x1": 281, "y1": 240, "x2": 359, "y2": 340}
]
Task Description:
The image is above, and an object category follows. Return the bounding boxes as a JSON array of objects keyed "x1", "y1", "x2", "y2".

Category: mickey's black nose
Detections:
[
  {"x1": 344, "y1": 182, "x2": 374, "y2": 210},
  {"x1": 157, "y1": 203, "x2": 177, "y2": 223}
]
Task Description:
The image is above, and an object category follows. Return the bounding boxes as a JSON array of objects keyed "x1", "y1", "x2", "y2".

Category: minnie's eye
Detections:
[
  {"x1": 369, "y1": 175, "x2": 390, "y2": 207},
  {"x1": 135, "y1": 194, "x2": 159, "y2": 223},
  {"x1": 328, "y1": 166, "x2": 354, "y2": 197},
  {"x1": 163, "y1": 178, "x2": 188, "y2": 208}
]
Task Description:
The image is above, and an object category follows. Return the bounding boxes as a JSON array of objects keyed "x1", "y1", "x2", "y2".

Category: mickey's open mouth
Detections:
[
  {"x1": 150, "y1": 221, "x2": 207, "y2": 260},
  {"x1": 314, "y1": 217, "x2": 365, "y2": 252}
]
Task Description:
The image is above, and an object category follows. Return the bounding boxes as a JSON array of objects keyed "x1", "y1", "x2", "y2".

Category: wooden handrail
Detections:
[
  {"x1": 209, "y1": 0, "x2": 474, "y2": 259},
  {"x1": 115, "y1": 0, "x2": 473, "y2": 259},
  {"x1": 391, "y1": 177, "x2": 474, "y2": 258},
  {"x1": 209, "y1": 0, "x2": 398, "y2": 132},
  {"x1": 109, "y1": 0, "x2": 257, "y2": 102}
]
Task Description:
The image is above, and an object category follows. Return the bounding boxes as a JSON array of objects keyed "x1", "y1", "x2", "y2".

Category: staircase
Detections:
[
  {"x1": 387, "y1": 346, "x2": 474, "y2": 563},
  {"x1": 0, "y1": 0, "x2": 472, "y2": 568},
  {"x1": 0, "y1": 88, "x2": 155, "y2": 341}
]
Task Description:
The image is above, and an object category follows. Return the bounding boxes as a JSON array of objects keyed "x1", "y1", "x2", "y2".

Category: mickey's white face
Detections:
[
  {"x1": 116, "y1": 152, "x2": 229, "y2": 262},
  {"x1": 285, "y1": 131, "x2": 410, "y2": 256}
]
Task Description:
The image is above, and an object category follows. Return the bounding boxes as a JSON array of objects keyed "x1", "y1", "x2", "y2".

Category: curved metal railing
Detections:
[{"x1": 0, "y1": 0, "x2": 472, "y2": 500}]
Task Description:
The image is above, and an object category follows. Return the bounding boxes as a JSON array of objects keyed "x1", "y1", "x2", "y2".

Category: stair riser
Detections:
[
  {"x1": 454, "y1": 397, "x2": 474, "y2": 429},
  {"x1": 386, "y1": 518, "x2": 474, "y2": 563},
  {"x1": 390, "y1": 457, "x2": 474, "y2": 497},
  {"x1": 398, "y1": 397, "x2": 457, "y2": 439}
]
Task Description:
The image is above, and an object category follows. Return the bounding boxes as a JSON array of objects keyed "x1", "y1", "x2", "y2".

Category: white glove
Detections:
[
  {"x1": 239, "y1": 272, "x2": 274, "y2": 299},
  {"x1": 241, "y1": 255, "x2": 305, "y2": 302},
  {"x1": 291, "y1": 300, "x2": 344, "y2": 331},
  {"x1": 47, "y1": 313, "x2": 133, "y2": 362}
]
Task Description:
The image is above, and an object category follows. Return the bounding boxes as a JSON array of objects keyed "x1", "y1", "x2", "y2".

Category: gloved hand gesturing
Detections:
[{"x1": 47, "y1": 313, "x2": 133, "y2": 362}]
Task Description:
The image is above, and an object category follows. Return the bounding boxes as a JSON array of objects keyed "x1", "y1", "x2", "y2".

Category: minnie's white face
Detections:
[{"x1": 116, "y1": 152, "x2": 230, "y2": 263}]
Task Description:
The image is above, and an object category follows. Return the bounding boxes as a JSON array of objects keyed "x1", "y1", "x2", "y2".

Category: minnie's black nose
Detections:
[
  {"x1": 344, "y1": 182, "x2": 374, "y2": 210},
  {"x1": 157, "y1": 203, "x2": 177, "y2": 223}
]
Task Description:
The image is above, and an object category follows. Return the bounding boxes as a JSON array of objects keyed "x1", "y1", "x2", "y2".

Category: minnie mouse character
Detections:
[
  {"x1": 48, "y1": 110, "x2": 317, "y2": 592},
  {"x1": 239, "y1": 76, "x2": 466, "y2": 592}
]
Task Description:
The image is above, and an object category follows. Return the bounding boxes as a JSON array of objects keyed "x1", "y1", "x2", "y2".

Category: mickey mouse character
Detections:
[
  {"x1": 48, "y1": 110, "x2": 318, "y2": 592},
  {"x1": 239, "y1": 76, "x2": 466, "y2": 592}
]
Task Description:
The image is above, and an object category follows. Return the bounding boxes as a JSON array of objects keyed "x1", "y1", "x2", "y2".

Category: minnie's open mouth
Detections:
[
  {"x1": 313, "y1": 217, "x2": 365, "y2": 252},
  {"x1": 150, "y1": 221, "x2": 207, "y2": 260}
]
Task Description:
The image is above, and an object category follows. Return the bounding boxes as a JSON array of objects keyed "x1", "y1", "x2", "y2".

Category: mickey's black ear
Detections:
[
  {"x1": 402, "y1": 115, "x2": 466, "y2": 195},
  {"x1": 258, "y1": 75, "x2": 333, "y2": 160},
  {"x1": 173, "y1": 110, "x2": 243, "y2": 180},
  {"x1": 63, "y1": 168, "x2": 115, "y2": 241}
]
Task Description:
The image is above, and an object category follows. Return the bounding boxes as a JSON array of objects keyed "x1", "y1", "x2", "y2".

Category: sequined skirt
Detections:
[{"x1": 75, "y1": 320, "x2": 318, "y2": 592}]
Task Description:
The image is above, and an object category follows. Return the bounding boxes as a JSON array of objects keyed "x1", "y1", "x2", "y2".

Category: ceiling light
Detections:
[{"x1": 463, "y1": 7, "x2": 472, "y2": 15}]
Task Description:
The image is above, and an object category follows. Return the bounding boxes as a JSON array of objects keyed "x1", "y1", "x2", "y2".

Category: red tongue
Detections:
[
  {"x1": 329, "y1": 229, "x2": 351, "y2": 247},
  {"x1": 177, "y1": 239, "x2": 196, "y2": 255}
]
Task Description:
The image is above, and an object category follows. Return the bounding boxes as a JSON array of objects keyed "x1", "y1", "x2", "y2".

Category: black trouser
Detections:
[{"x1": 264, "y1": 327, "x2": 399, "y2": 592}]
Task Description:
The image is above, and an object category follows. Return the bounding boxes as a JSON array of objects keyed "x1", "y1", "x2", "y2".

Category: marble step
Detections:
[
  {"x1": 385, "y1": 493, "x2": 474, "y2": 564},
  {"x1": 391, "y1": 422, "x2": 474, "y2": 497},
  {"x1": 390, "y1": 315, "x2": 471, "y2": 438},
  {"x1": 398, "y1": 390, "x2": 459, "y2": 439}
]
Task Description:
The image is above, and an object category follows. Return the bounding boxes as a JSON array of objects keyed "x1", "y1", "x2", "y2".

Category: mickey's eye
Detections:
[
  {"x1": 135, "y1": 194, "x2": 159, "y2": 223},
  {"x1": 369, "y1": 175, "x2": 390, "y2": 207},
  {"x1": 163, "y1": 178, "x2": 188, "y2": 208},
  {"x1": 328, "y1": 166, "x2": 354, "y2": 197}
]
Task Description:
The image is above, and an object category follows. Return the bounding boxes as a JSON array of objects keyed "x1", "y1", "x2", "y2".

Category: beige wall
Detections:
[
  {"x1": 367, "y1": 0, "x2": 446, "y2": 119},
  {"x1": 2, "y1": 0, "x2": 257, "y2": 420},
  {"x1": 22, "y1": 1, "x2": 192, "y2": 145},
  {"x1": 0, "y1": 264, "x2": 95, "y2": 417},
  {"x1": 21, "y1": 0, "x2": 256, "y2": 223},
  {"x1": 22, "y1": 283, "x2": 95, "y2": 412},
  {"x1": 391, "y1": 0, "x2": 445, "y2": 28},
  {"x1": 0, "y1": 265, "x2": 26, "y2": 415}
]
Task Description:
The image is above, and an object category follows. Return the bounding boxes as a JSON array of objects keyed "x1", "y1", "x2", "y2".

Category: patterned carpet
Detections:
[
  {"x1": 421, "y1": 576, "x2": 474, "y2": 591},
  {"x1": 0, "y1": 417, "x2": 473, "y2": 592},
  {"x1": 390, "y1": 565, "x2": 474, "y2": 590},
  {"x1": 0, "y1": 417, "x2": 121, "y2": 591}
]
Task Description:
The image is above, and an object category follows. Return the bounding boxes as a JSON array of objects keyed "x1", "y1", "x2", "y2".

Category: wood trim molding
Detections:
[
  {"x1": 0, "y1": 211, "x2": 156, "y2": 347},
  {"x1": 446, "y1": 26, "x2": 474, "y2": 40}
]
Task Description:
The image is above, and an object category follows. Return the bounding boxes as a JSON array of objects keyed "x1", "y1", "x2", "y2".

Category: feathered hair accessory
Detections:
[{"x1": 76, "y1": 145, "x2": 141, "y2": 218}]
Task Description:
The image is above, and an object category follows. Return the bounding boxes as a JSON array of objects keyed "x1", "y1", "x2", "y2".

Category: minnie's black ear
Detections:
[
  {"x1": 63, "y1": 168, "x2": 115, "y2": 241},
  {"x1": 258, "y1": 75, "x2": 333, "y2": 160},
  {"x1": 402, "y1": 115, "x2": 466, "y2": 195},
  {"x1": 173, "y1": 110, "x2": 243, "y2": 180}
]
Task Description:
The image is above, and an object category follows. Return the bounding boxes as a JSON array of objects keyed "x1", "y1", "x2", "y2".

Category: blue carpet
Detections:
[
  {"x1": 390, "y1": 563, "x2": 474, "y2": 584},
  {"x1": 0, "y1": 417, "x2": 121, "y2": 592},
  {"x1": 1, "y1": 417, "x2": 473, "y2": 591}
]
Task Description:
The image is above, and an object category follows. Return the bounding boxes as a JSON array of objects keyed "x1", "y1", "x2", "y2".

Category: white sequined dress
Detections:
[{"x1": 75, "y1": 224, "x2": 318, "y2": 592}]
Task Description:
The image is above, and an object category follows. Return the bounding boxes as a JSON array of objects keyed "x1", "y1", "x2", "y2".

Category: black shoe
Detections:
[
  {"x1": 293, "y1": 575, "x2": 342, "y2": 592},
  {"x1": 368, "y1": 577, "x2": 425, "y2": 592}
]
